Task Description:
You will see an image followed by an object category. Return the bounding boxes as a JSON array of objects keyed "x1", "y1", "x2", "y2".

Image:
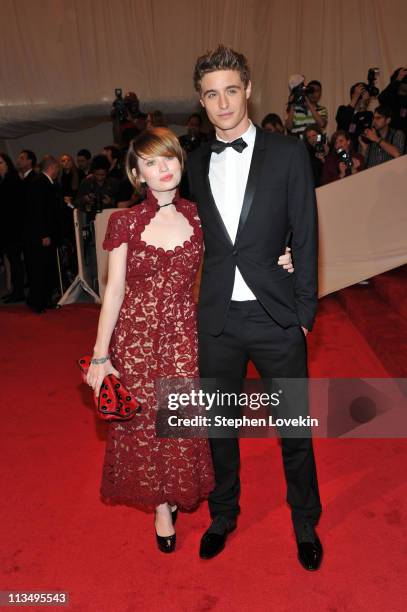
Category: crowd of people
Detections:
[
  {"x1": 0, "y1": 66, "x2": 406, "y2": 311},
  {"x1": 261, "y1": 69, "x2": 406, "y2": 186}
]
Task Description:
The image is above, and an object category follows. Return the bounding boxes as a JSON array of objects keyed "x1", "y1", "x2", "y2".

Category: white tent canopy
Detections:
[{"x1": 1, "y1": 0, "x2": 406, "y2": 138}]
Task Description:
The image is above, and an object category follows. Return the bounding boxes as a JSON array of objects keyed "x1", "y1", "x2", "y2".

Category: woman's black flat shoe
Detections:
[
  {"x1": 155, "y1": 505, "x2": 177, "y2": 553},
  {"x1": 156, "y1": 532, "x2": 176, "y2": 553}
]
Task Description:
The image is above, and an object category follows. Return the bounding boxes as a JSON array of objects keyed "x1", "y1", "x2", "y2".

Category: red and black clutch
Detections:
[{"x1": 78, "y1": 355, "x2": 143, "y2": 421}]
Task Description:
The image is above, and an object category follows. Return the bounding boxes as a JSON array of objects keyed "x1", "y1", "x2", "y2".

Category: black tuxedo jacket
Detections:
[
  {"x1": 24, "y1": 173, "x2": 62, "y2": 246},
  {"x1": 0, "y1": 172, "x2": 24, "y2": 245},
  {"x1": 186, "y1": 127, "x2": 318, "y2": 335},
  {"x1": 21, "y1": 169, "x2": 37, "y2": 207}
]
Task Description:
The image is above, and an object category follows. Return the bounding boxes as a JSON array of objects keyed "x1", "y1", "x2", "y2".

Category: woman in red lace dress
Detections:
[{"x1": 86, "y1": 128, "x2": 293, "y2": 553}]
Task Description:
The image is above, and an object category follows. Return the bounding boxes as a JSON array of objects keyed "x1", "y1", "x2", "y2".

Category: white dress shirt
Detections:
[
  {"x1": 42, "y1": 171, "x2": 54, "y2": 184},
  {"x1": 209, "y1": 120, "x2": 257, "y2": 300}
]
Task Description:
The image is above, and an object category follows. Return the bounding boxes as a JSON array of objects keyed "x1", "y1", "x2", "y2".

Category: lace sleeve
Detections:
[{"x1": 103, "y1": 210, "x2": 129, "y2": 251}]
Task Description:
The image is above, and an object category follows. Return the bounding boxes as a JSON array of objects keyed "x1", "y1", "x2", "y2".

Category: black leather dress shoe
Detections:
[
  {"x1": 199, "y1": 516, "x2": 236, "y2": 559},
  {"x1": 296, "y1": 523, "x2": 323, "y2": 571}
]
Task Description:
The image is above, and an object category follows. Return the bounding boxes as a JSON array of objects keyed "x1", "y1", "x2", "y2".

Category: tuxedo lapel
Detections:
[
  {"x1": 235, "y1": 127, "x2": 267, "y2": 243},
  {"x1": 200, "y1": 144, "x2": 234, "y2": 247}
]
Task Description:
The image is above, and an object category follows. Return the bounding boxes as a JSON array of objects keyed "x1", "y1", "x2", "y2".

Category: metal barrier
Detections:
[{"x1": 58, "y1": 209, "x2": 101, "y2": 305}]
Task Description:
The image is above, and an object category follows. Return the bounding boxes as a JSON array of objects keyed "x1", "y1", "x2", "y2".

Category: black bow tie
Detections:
[{"x1": 210, "y1": 137, "x2": 248, "y2": 154}]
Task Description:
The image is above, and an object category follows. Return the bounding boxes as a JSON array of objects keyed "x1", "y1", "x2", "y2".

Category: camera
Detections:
[
  {"x1": 291, "y1": 83, "x2": 316, "y2": 107},
  {"x1": 336, "y1": 148, "x2": 353, "y2": 173},
  {"x1": 356, "y1": 111, "x2": 375, "y2": 144},
  {"x1": 356, "y1": 111, "x2": 373, "y2": 131},
  {"x1": 112, "y1": 88, "x2": 127, "y2": 122},
  {"x1": 315, "y1": 133, "x2": 327, "y2": 154},
  {"x1": 84, "y1": 192, "x2": 103, "y2": 217},
  {"x1": 365, "y1": 68, "x2": 380, "y2": 97},
  {"x1": 111, "y1": 89, "x2": 140, "y2": 123}
]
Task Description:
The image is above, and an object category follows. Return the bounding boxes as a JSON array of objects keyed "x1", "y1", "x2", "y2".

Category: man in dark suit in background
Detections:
[
  {"x1": 24, "y1": 155, "x2": 61, "y2": 313},
  {"x1": 1, "y1": 150, "x2": 38, "y2": 304},
  {"x1": 16, "y1": 149, "x2": 37, "y2": 185},
  {"x1": 187, "y1": 45, "x2": 322, "y2": 570},
  {"x1": 16, "y1": 149, "x2": 38, "y2": 211}
]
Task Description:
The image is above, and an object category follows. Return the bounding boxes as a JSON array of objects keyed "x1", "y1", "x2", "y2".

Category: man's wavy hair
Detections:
[{"x1": 193, "y1": 44, "x2": 251, "y2": 93}]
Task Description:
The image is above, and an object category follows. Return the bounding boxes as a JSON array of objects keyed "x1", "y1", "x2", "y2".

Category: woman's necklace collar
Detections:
[
  {"x1": 156, "y1": 201, "x2": 174, "y2": 211},
  {"x1": 146, "y1": 187, "x2": 181, "y2": 211}
]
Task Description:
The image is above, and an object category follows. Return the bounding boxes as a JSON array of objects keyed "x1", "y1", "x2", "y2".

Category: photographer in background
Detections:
[
  {"x1": 359, "y1": 105, "x2": 405, "y2": 169},
  {"x1": 336, "y1": 82, "x2": 373, "y2": 151},
  {"x1": 285, "y1": 75, "x2": 328, "y2": 138},
  {"x1": 379, "y1": 67, "x2": 407, "y2": 149},
  {"x1": 303, "y1": 125, "x2": 329, "y2": 187},
  {"x1": 321, "y1": 130, "x2": 364, "y2": 185},
  {"x1": 111, "y1": 90, "x2": 140, "y2": 148},
  {"x1": 75, "y1": 155, "x2": 119, "y2": 218},
  {"x1": 75, "y1": 155, "x2": 119, "y2": 292}
]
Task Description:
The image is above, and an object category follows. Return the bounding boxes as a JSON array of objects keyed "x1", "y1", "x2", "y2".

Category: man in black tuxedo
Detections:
[
  {"x1": 16, "y1": 149, "x2": 38, "y2": 210},
  {"x1": 186, "y1": 45, "x2": 322, "y2": 570},
  {"x1": 24, "y1": 156, "x2": 61, "y2": 313}
]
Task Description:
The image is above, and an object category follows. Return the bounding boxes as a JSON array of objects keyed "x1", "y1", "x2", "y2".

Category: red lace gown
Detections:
[{"x1": 100, "y1": 188, "x2": 215, "y2": 510}]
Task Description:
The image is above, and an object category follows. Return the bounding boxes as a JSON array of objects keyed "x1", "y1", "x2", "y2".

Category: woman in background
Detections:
[
  {"x1": 58, "y1": 154, "x2": 80, "y2": 281},
  {"x1": 59, "y1": 153, "x2": 79, "y2": 208}
]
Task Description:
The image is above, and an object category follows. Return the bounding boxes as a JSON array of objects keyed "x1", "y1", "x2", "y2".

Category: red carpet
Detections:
[
  {"x1": 1, "y1": 268, "x2": 407, "y2": 611},
  {"x1": 337, "y1": 276, "x2": 407, "y2": 378}
]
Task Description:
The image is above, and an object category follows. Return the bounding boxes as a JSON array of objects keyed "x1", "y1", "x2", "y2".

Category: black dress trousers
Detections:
[
  {"x1": 25, "y1": 242, "x2": 57, "y2": 311},
  {"x1": 198, "y1": 300, "x2": 322, "y2": 531}
]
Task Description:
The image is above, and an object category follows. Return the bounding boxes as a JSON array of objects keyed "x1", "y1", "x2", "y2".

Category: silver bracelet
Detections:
[{"x1": 91, "y1": 355, "x2": 110, "y2": 365}]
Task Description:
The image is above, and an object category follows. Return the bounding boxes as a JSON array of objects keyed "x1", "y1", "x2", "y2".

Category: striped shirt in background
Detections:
[
  {"x1": 290, "y1": 104, "x2": 328, "y2": 138},
  {"x1": 365, "y1": 129, "x2": 405, "y2": 168}
]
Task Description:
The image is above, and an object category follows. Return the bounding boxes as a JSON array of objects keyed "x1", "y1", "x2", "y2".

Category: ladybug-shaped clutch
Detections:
[{"x1": 78, "y1": 355, "x2": 143, "y2": 421}]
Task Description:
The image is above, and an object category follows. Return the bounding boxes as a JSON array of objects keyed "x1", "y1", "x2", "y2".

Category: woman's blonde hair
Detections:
[
  {"x1": 126, "y1": 127, "x2": 184, "y2": 191},
  {"x1": 58, "y1": 153, "x2": 79, "y2": 191}
]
